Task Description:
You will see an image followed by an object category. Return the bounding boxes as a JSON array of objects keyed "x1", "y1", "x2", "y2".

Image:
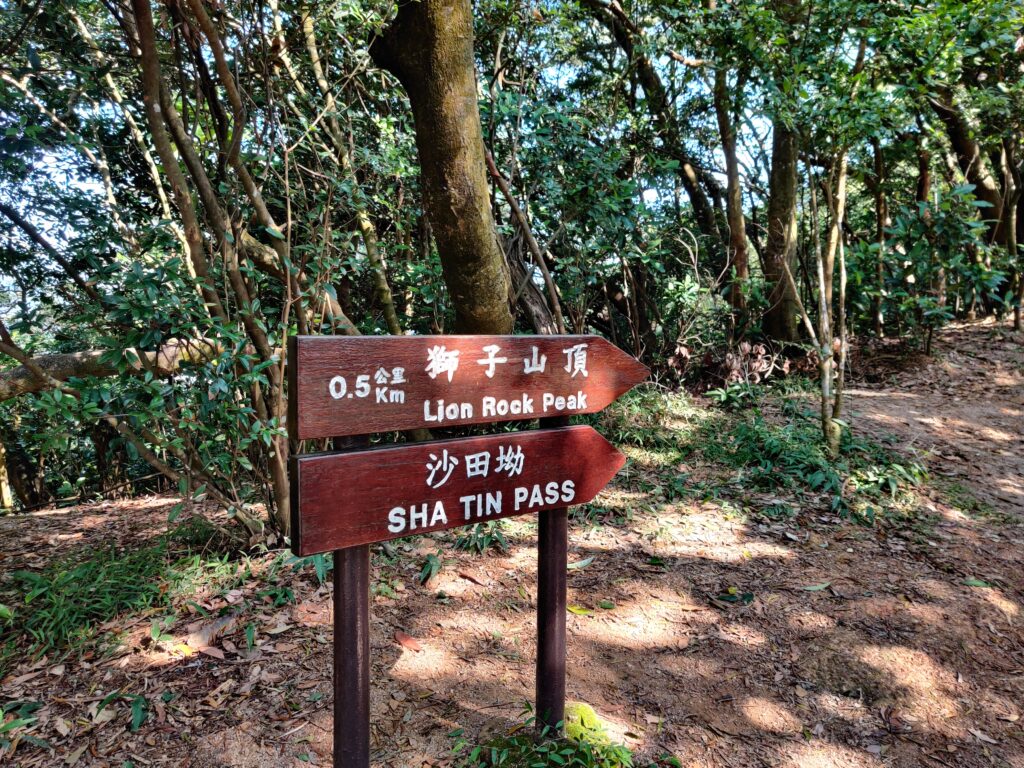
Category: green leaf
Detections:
[
  {"x1": 567, "y1": 605, "x2": 594, "y2": 616},
  {"x1": 168, "y1": 503, "x2": 184, "y2": 524},
  {"x1": 0, "y1": 717, "x2": 33, "y2": 734},
  {"x1": 714, "y1": 591, "x2": 754, "y2": 605},
  {"x1": 962, "y1": 577, "x2": 992, "y2": 588},
  {"x1": 598, "y1": 600, "x2": 615, "y2": 610},
  {"x1": 265, "y1": 226, "x2": 286, "y2": 241},
  {"x1": 801, "y1": 582, "x2": 832, "y2": 591},
  {"x1": 567, "y1": 557, "x2": 594, "y2": 570},
  {"x1": 130, "y1": 696, "x2": 148, "y2": 732}
]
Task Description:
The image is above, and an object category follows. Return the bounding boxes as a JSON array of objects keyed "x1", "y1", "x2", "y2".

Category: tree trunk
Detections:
[
  {"x1": 300, "y1": 12, "x2": 404, "y2": 337},
  {"x1": 0, "y1": 439, "x2": 14, "y2": 510},
  {"x1": 872, "y1": 138, "x2": 888, "y2": 337},
  {"x1": 822, "y1": 155, "x2": 849, "y2": 458},
  {"x1": 0, "y1": 424, "x2": 49, "y2": 509},
  {"x1": 371, "y1": 0, "x2": 513, "y2": 334},
  {"x1": 916, "y1": 143, "x2": 932, "y2": 204},
  {"x1": 762, "y1": 123, "x2": 801, "y2": 343},
  {"x1": 1009, "y1": 190, "x2": 1022, "y2": 331},
  {"x1": 713, "y1": 63, "x2": 749, "y2": 322},
  {"x1": 930, "y1": 93, "x2": 1005, "y2": 243},
  {"x1": 0, "y1": 339, "x2": 222, "y2": 402}
]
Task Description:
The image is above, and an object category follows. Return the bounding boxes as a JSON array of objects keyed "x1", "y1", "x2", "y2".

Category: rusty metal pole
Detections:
[
  {"x1": 536, "y1": 415, "x2": 569, "y2": 733},
  {"x1": 333, "y1": 544, "x2": 371, "y2": 767}
]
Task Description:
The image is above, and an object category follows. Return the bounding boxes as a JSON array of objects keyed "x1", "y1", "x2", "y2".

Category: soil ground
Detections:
[{"x1": 1, "y1": 318, "x2": 1022, "y2": 767}]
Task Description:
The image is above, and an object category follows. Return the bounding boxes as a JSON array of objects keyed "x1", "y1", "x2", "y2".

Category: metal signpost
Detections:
[{"x1": 288, "y1": 335, "x2": 647, "y2": 767}]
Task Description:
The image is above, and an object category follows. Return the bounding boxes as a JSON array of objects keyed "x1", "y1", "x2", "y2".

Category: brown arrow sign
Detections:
[
  {"x1": 288, "y1": 334, "x2": 649, "y2": 440},
  {"x1": 290, "y1": 426, "x2": 624, "y2": 555}
]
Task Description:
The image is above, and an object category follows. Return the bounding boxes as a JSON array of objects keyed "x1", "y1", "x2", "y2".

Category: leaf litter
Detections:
[{"x1": 0, "y1": 320, "x2": 1022, "y2": 766}]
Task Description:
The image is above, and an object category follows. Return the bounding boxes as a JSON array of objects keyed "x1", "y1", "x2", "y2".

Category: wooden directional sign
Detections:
[
  {"x1": 287, "y1": 333, "x2": 648, "y2": 766},
  {"x1": 288, "y1": 334, "x2": 649, "y2": 440},
  {"x1": 290, "y1": 426, "x2": 624, "y2": 556}
]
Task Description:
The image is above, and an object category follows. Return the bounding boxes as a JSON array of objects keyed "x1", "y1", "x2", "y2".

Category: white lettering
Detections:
[
  {"x1": 387, "y1": 506, "x2": 406, "y2": 533},
  {"x1": 486, "y1": 491, "x2": 502, "y2": 517},
  {"x1": 529, "y1": 484, "x2": 544, "y2": 508},
  {"x1": 514, "y1": 486, "x2": 529, "y2": 510},
  {"x1": 429, "y1": 501, "x2": 447, "y2": 527},
  {"x1": 542, "y1": 391, "x2": 588, "y2": 412},
  {"x1": 410, "y1": 503, "x2": 428, "y2": 530},
  {"x1": 482, "y1": 394, "x2": 535, "y2": 418},
  {"x1": 545, "y1": 481, "x2": 560, "y2": 504},
  {"x1": 561, "y1": 480, "x2": 576, "y2": 503},
  {"x1": 329, "y1": 376, "x2": 347, "y2": 399},
  {"x1": 424, "y1": 399, "x2": 473, "y2": 423}
]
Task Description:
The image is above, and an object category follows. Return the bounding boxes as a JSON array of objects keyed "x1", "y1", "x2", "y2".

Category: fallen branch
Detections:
[{"x1": 0, "y1": 339, "x2": 222, "y2": 402}]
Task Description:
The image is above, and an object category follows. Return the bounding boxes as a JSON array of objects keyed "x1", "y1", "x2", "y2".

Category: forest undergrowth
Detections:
[{"x1": 0, "y1": 319, "x2": 1021, "y2": 767}]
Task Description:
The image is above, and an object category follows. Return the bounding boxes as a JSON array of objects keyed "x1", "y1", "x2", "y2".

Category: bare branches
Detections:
[
  {"x1": 485, "y1": 150, "x2": 566, "y2": 334},
  {"x1": 0, "y1": 202, "x2": 103, "y2": 305}
]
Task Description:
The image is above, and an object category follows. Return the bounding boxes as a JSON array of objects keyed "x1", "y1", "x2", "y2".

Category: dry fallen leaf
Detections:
[
  {"x1": 969, "y1": 728, "x2": 997, "y2": 744},
  {"x1": 64, "y1": 744, "x2": 88, "y2": 765},
  {"x1": 185, "y1": 615, "x2": 238, "y2": 650},
  {"x1": 394, "y1": 630, "x2": 422, "y2": 652},
  {"x1": 458, "y1": 570, "x2": 485, "y2": 586},
  {"x1": 54, "y1": 717, "x2": 71, "y2": 737}
]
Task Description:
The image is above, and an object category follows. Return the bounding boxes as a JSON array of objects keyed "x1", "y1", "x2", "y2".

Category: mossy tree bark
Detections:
[
  {"x1": 762, "y1": 124, "x2": 801, "y2": 343},
  {"x1": 371, "y1": 0, "x2": 513, "y2": 334},
  {"x1": 0, "y1": 439, "x2": 14, "y2": 510}
]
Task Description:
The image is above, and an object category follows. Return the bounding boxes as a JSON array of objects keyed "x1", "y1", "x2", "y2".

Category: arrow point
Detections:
[{"x1": 593, "y1": 336, "x2": 649, "y2": 392}]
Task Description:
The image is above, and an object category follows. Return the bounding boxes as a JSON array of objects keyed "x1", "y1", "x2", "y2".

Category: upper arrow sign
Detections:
[{"x1": 288, "y1": 335, "x2": 649, "y2": 440}]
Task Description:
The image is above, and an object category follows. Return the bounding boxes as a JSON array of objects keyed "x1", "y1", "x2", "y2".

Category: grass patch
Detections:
[
  {"x1": 683, "y1": 395, "x2": 927, "y2": 521},
  {"x1": 452, "y1": 730, "x2": 635, "y2": 768},
  {"x1": 583, "y1": 385, "x2": 694, "y2": 451},
  {"x1": 0, "y1": 519, "x2": 240, "y2": 673},
  {"x1": 450, "y1": 706, "x2": 683, "y2": 768},
  {"x1": 937, "y1": 479, "x2": 1013, "y2": 524}
]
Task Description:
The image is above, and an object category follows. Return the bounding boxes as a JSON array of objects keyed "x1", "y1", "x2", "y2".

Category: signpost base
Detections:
[
  {"x1": 536, "y1": 507, "x2": 567, "y2": 734},
  {"x1": 334, "y1": 545, "x2": 370, "y2": 767},
  {"x1": 536, "y1": 414, "x2": 569, "y2": 734}
]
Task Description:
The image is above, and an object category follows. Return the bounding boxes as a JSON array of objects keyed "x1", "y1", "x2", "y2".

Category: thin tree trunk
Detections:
[
  {"x1": 371, "y1": 0, "x2": 513, "y2": 334},
  {"x1": 301, "y1": 13, "x2": 403, "y2": 337},
  {"x1": 872, "y1": 138, "x2": 887, "y2": 337},
  {"x1": 485, "y1": 151, "x2": 565, "y2": 334},
  {"x1": 820, "y1": 154, "x2": 849, "y2": 457},
  {"x1": 713, "y1": 63, "x2": 749, "y2": 322},
  {"x1": 0, "y1": 438, "x2": 15, "y2": 510},
  {"x1": 762, "y1": 124, "x2": 801, "y2": 343},
  {"x1": 581, "y1": 0, "x2": 724, "y2": 255}
]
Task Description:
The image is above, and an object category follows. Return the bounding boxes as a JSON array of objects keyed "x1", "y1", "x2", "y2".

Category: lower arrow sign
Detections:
[{"x1": 290, "y1": 426, "x2": 625, "y2": 556}]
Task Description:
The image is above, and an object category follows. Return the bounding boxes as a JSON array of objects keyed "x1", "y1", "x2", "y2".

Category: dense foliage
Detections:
[{"x1": 0, "y1": 0, "x2": 1020, "y2": 528}]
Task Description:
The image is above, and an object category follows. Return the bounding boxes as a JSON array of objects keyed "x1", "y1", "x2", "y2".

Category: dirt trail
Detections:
[
  {"x1": 850, "y1": 319, "x2": 1024, "y2": 516},
  {"x1": 0, "y1": 319, "x2": 1021, "y2": 767}
]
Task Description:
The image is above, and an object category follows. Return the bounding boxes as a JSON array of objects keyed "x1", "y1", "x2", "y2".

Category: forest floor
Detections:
[{"x1": 1, "y1": 317, "x2": 1022, "y2": 768}]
